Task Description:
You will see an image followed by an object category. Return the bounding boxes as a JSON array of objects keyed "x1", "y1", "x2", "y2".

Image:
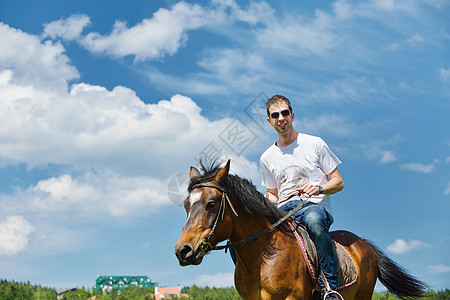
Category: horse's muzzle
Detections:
[{"x1": 175, "y1": 242, "x2": 204, "y2": 266}]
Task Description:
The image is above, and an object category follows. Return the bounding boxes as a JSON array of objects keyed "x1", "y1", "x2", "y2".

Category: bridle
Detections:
[
  {"x1": 192, "y1": 183, "x2": 307, "y2": 255},
  {"x1": 191, "y1": 183, "x2": 238, "y2": 255}
]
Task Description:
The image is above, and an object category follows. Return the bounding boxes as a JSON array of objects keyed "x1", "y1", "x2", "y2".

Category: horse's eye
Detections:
[{"x1": 205, "y1": 201, "x2": 216, "y2": 210}]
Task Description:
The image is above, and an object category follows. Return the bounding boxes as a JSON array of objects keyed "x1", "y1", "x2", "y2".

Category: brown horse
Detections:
[{"x1": 175, "y1": 160, "x2": 427, "y2": 300}]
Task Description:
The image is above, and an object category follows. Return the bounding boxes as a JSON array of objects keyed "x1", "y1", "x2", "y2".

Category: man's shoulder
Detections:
[
  {"x1": 299, "y1": 132, "x2": 325, "y2": 147},
  {"x1": 260, "y1": 142, "x2": 278, "y2": 160}
]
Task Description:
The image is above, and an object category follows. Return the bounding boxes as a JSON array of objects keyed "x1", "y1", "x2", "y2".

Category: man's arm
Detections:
[
  {"x1": 265, "y1": 188, "x2": 279, "y2": 204},
  {"x1": 300, "y1": 167, "x2": 344, "y2": 196}
]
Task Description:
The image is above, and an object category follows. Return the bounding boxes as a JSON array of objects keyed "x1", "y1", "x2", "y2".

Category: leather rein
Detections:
[{"x1": 192, "y1": 183, "x2": 306, "y2": 255}]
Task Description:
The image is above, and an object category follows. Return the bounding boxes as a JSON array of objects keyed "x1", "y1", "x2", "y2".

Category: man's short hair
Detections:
[{"x1": 266, "y1": 95, "x2": 293, "y2": 117}]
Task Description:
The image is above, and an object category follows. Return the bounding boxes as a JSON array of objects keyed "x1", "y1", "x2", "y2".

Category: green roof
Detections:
[{"x1": 95, "y1": 275, "x2": 157, "y2": 290}]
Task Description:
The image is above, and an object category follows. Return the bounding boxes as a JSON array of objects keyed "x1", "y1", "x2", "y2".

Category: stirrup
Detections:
[
  {"x1": 319, "y1": 270, "x2": 343, "y2": 300},
  {"x1": 323, "y1": 290, "x2": 344, "y2": 300}
]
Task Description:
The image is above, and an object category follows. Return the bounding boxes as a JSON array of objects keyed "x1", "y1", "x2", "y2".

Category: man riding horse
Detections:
[
  {"x1": 175, "y1": 94, "x2": 427, "y2": 299},
  {"x1": 260, "y1": 95, "x2": 344, "y2": 300}
]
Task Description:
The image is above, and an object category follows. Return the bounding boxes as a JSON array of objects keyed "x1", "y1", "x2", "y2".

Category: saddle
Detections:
[{"x1": 288, "y1": 221, "x2": 358, "y2": 291}]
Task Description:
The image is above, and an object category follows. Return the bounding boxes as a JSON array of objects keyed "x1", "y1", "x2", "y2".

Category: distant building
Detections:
[
  {"x1": 56, "y1": 288, "x2": 77, "y2": 300},
  {"x1": 155, "y1": 286, "x2": 189, "y2": 300},
  {"x1": 94, "y1": 275, "x2": 157, "y2": 292}
]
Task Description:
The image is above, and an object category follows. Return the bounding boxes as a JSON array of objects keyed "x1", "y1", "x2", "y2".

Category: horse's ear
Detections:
[
  {"x1": 215, "y1": 159, "x2": 231, "y2": 185},
  {"x1": 190, "y1": 166, "x2": 201, "y2": 181}
]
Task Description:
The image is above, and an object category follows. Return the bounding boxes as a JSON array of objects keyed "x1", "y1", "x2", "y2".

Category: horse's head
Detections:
[{"x1": 175, "y1": 160, "x2": 235, "y2": 266}]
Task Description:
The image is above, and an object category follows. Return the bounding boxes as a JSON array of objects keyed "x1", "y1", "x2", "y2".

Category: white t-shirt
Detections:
[{"x1": 260, "y1": 133, "x2": 341, "y2": 216}]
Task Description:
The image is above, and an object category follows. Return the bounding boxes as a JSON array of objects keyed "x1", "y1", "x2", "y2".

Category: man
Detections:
[{"x1": 260, "y1": 95, "x2": 344, "y2": 299}]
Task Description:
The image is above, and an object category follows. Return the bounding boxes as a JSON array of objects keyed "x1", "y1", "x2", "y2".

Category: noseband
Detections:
[{"x1": 191, "y1": 183, "x2": 238, "y2": 255}]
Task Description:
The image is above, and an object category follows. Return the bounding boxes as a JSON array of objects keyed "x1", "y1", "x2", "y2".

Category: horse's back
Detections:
[
  {"x1": 330, "y1": 230, "x2": 362, "y2": 246},
  {"x1": 330, "y1": 230, "x2": 378, "y2": 300},
  {"x1": 330, "y1": 230, "x2": 377, "y2": 273}
]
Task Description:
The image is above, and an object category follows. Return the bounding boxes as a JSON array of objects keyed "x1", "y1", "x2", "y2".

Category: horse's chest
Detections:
[{"x1": 236, "y1": 259, "x2": 303, "y2": 299}]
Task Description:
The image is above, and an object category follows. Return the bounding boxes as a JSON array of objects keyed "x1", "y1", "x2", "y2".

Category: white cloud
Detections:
[
  {"x1": 439, "y1": 68, "x2": 450, "y2": 83},
  {"x1": 147, "y1": 48, "x2": 269, "y2": 96},
  {"x1": 81, "y1": 2, "x2": 219, "y2": 61},
  {"x1": 255, "y1": 0, "x2": 422, "y2": 58},
  {"x1": 298, "y1": 114, "x2": 356, "y2": 138},
  {"x1": 196, "y1": 48, "x2": 268, "y2": 93},
  {"x1": 0, "y1": 216, "x2": 35, "y2": 256},
  {"x1": 0, "y1": 47, "x2": 262, "y2": 177},
  {"x1": 43, "y1": 14, "x2": 91, "y2": 41},
  {"x1": 356, "y1": 0, "x2": 419, "y2": 17},
  {"x1": 400, "y1": 162, "x2": 434, "y2": 173},
  {"x1": 0, "y1": 22, "x2": 265, "y2": 220},
  {"x1": 0, "y1": 68, "x2": 232, "y2": 176},
  {"x1": 188, "y1": 272, "x2": 234, "y2": 288},
  {"x1": 219, "y1": 0, "x2": 273, "y2": 24},
  {"x1": 2, "y1": 172, "x2": 169, "y2": 218},
  {"x1": 0, "y1": 23, "x2": 79, "y2": 91},
  {"x1": 333, "y1": 0, "x2": 352, "y2": 19},
  {"x1": 78, "y1": 1, "x2": 272, "y2": 61},
  {"x1": 31, "y1": 225, "x2": 93, "y2": 255},
  {"x1": 0, "y1": 157, "x2": 261, "y2": 218},
  {"x1": 370, "y1": 0, "x2": 416, "y2": 13},
  {"x1": 380, "y1": 150, "x2": 397, "y2": 164},
  {"x1": 372, "y1": 0, "x2": 397, "y2": 11},
  {"x1": 70, "y1": 0, "x2": 426, "y2": 64},
  {"x1": 256, "y1": 11, "x2": 335, "y2": 56},
  {"x1": 388, "y1": 33, "x2": 425, "y2": 51},
  {"x1": 406, "y1": 33, "x2": 424, "y2": 46},
  {"x1": 427, "y1": 265, "x2": 450, "y2": 274},
  {"x1": 306, "y1": 76, "x2": 383, "y2": 104},
  {"x1": 444, "y1": 182, "x2": 450, "y2": 195},
  {"x1": 387, "y1": 239, "x2": 430, "y2": 254},
  {"x1": 0, "y1": 69, "x2": 12, "y2": 86},
  {"x1": 93, "y1": 0, "x2": 435, "y2": 100},
  {"x1": 147, "y1": 67, "x2": 230, "y2": 96}
]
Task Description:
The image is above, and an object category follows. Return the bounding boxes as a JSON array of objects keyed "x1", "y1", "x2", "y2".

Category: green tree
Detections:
[
  {"x1": 107, "y1": 288, "x2": 118, "y2": 300},
  {"x1": 181, "y1": 285, "x2": 240, "y2": 300},
  {"x1": 117, "y1": 286, "x2": 154, "y2": 300}
]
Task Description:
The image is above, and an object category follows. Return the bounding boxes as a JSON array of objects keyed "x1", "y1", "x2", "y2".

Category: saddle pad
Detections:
[{"x1": 288, "y1": 222, "x2": 358, "y2": 290}]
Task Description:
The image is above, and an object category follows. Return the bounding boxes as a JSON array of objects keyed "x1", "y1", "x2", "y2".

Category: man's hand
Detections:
[
  {"x1": 297, "y1": 167, "x2": 344, "y2": 197},
  {"x1": 298, "y1": 184, "x2": 320, "y2": 196}
]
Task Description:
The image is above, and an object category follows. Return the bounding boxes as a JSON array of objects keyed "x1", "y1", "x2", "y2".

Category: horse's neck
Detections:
[
  {"x1": 228, "y1": 200, "x2": 312, "y2": 299},
  {"x1": 230, "y1": 213, "x2": 277, "y2": 266},
  {"x1": 230, "y1": 209, "x2": 268, "y2": 240}
]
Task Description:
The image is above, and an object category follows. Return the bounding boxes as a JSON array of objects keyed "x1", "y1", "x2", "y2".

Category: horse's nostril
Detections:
[{"x1": 179, "y1": 244, "x2": 193, "y2": 260}]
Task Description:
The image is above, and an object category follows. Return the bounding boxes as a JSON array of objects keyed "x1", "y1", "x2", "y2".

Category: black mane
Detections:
[{"x1": 189, "y1": 160, "x2": 291, "y2": 232}]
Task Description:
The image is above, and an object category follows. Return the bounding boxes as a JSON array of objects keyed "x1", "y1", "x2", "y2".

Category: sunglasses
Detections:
[{"x1": 270, "y1": 109, "x2": 291, "y2": 119}]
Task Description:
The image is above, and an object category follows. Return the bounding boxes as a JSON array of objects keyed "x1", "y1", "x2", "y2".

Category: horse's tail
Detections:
[{"x1": 365, "y1": 240, "x2": 428, "y2": 299}]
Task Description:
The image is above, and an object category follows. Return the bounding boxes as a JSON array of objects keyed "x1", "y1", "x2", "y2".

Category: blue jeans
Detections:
[{"x1": 278, "y1": 200, "x2": 340, "y2": 289}]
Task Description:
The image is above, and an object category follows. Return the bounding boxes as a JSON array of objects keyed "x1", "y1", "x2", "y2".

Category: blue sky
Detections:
[{"x1": 0, "y1": 0, "x2": 449, "y2": 292}]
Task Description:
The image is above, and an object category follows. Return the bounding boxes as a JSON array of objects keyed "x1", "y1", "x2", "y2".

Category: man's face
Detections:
[{"x1": 267, "y1": 102, "x2": 294, "y2": 134}]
